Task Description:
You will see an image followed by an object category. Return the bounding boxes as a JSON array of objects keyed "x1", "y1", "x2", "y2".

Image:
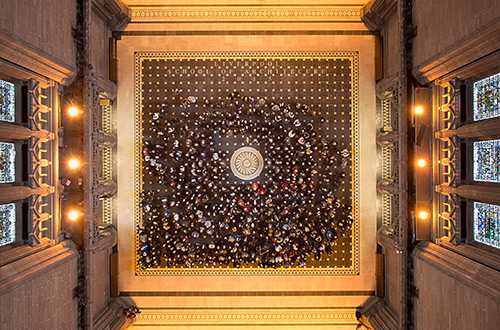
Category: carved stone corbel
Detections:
[
  {"x1": 92, "y1": 0, "x2": 130, "y2": 31},
  {"x1": 93, "y1": 131, "x2": 116, "y2": 146},
  {"x1": 356, "y1": 296, "x2": 399, "y2": 330},
  {"x1": 362, "y1": 0, "x2": 398, "y2": 31}
]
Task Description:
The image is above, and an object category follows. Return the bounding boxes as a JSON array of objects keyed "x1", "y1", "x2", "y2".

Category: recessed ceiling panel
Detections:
[{"x1": 134, "y1": 51, "x2": 360, "y2": 276}]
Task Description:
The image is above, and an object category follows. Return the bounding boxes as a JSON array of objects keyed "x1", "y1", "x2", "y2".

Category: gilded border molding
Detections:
[
  {"x1": 133, "y1": 308, "x2": 359, "y2": 326},
  {"x1": 120, "y1": 290, "x2": 375, "y2": 297},
  {"x1": 130, "y1": 5, "x2": 363, "y2": 22},
  {"x1": 134, "y1": 51, "x2": 360, "y2": 276}
]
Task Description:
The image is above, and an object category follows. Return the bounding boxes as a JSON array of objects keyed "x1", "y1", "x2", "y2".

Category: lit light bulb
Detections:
[
  {"x1": 67, "y1": 158, "x2": 81, "y2": 170},
  {"x1": 414, "y1": 105, "x2": 424, "y2": 115},
  {"x1": 67, "y1": 105, "x2": 80, "y2": 118},
  {"x1": 67, "y1": 209, "x2": 82, "y2": 222},
  {"x1": 416, "y1": 158, "x2": 427, "y2": 168},
  {"x1": 418, "y1": 210, "x2": 430, "y2": 220}
]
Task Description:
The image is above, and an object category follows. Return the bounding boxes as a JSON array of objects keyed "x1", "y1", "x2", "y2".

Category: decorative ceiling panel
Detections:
[{"x1": 134, "y1": 51, "x2": 360, "y2": 276}]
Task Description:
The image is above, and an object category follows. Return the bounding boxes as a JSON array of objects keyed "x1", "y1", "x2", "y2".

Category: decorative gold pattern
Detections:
[
  {"x1": 133, "y1": 308, "x2": 359, "y2": 326},
  {"x1": 382, "y1": 93, "x2": 393, "y2": 132},
  {"x1": 230, "y1": 146, "x2": 264, "y2": 180},
  {"x1": 101, "y1": 145, "x2": 113, "y2": 181},
  {"x1": 435, "y1": 82, "x2": 459, "y2": 242},
  {"x1": 381, "y1": 192, "x2": 393, "y2": 227},
  {"x1": 381, "y1": 144, "x2": 393, "y2": 182},
  {"x1": 101, "y1": 98, "x2": 113, "y2": 134},
  {"x1": 28, "y1": 80, "x2": 57, "y2": 243},
  {"x1": 100, "y1": 196, "x2": 113, "y2": 226},
  {"x1": 130, "y1": 5, "x2": 363, "y2": 22},
  {"x1": 134, "y1": 51, "x2": 360, "y2": 276},
  {"x1": 376, "y1": 88, "x2": 398, "y2": 234}
]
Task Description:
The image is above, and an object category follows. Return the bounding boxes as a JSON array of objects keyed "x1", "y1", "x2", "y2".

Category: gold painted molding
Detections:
[
  {"x1": 129, "y1": 5, "x2": 363, "y2": 22},
  {"x1": 133, "y1": 308, "x2": 359, "y2": 326}
]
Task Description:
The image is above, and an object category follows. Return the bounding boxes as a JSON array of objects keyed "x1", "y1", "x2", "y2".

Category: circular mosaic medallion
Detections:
[{"x1": 230, "y1": 146, "x2": 264, "y2": 180}]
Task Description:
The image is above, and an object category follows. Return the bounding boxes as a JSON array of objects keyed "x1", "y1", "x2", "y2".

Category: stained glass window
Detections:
[
  {"x1": 0, "y1": 203, "x2": 16, "y2": 246},
  {"x1": 0, "y1": 79, "x2": 15, "y2": 122},
  {"x1": 473, "y1": 72, "x2": 500, "y2": 121},
  {"x1": 0, "y1": 142, "x2": 16, "y2": 183},
  {"x1": 473, "y1": 139, "x2": 500, "y2": 183},
  {"x1": 474, "y1": 202, "x2": 500, "y2": 249}
]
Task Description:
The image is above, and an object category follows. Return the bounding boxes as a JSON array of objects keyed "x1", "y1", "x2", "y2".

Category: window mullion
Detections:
[
  {"x1": 0, "y1": 121, "x2": 53, "y2": 141},
  {"x1": 435, "y1": 116, "x2": 500, "y2": 140},
  {"x1": 0, "y1": 185, "x2": 52, "y2": 204},
  {"x1": 436, "y1": 184, "x2": 500, "y2": 205}
]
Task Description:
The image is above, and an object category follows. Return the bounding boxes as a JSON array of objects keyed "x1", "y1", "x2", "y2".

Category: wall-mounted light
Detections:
[
  {"x1": 67, "y1": 105, "x2": 81, "y2": 118},
  {"x1": 417, "y1": 210, "x2": 430, "y2": 221},
  {"x1": 414, "y1": 105, "x2": 424, "y2": 115},
  {"x1": 416, "y1": 158, "x2": 427, "y2": 168},
  {"x1": 67, "y1": 209, "x2": 82, "y2": 222},
  {"x1": 67, "y1": 157, "x2": 81, "y2": 170}
]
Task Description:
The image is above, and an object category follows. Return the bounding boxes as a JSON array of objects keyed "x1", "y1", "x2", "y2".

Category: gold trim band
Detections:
[
  {"x1": 130, "y1": 5, "x2": 363, "y2": 23},
  {"x1": 120, "y1": 290, "x2": 375, "y2": 297}
]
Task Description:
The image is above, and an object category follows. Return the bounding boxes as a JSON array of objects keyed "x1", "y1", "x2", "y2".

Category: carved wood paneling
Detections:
[{"x1": 360, "y1": 1, "x2": 409, "y2": 328}]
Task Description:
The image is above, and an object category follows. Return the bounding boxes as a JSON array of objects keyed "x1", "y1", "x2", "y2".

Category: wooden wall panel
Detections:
[
  {"x1": 0, "y1": 0, "x2": 77, "y2": 71},
  {"x1": 383, "y1": 11, "x2": 400, "y2": 79},
  {"x1": 91, "y1": 247, "x2": 111, "y2": 321},
  {"x1": 91, "y1": 11, "x2": 111, "y2": 82},
  {"x1": 0, "y1": 254, "x2": 78, "y2": 330},
  {"x1": 413, "y1": 243, "x2": 500, "y2": 330},
  {"x1": 384, "y1": 245, "x2": 402, "y2": 318},
  {"x1": 413, "y1": 0, "x2": 500, "y2": 69}
]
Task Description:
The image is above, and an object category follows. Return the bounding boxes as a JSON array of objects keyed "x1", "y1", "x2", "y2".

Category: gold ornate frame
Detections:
[{"x1": 134, "y1": 51, "x2": 360, "y2": 276}]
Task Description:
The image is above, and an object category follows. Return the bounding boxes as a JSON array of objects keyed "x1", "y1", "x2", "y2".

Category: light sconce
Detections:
[
  {"x1": 67, "y1": 105, "x2": 81, "y2": 118},
  {"x1": 414, "y1": 105, "x2": 424, "y2": 115},
  {"x1": 417, "y1": 210, "x2": 430, "y2": 221},
  {"x1": 67, "y1": 157, "x2": 82, "y2": 170},
  {"x1": 67, "y1": 209, "x2": 83, "y2": 222},
  {"x1": 416, "y1": 158, "x2": 427, "y2": 168}
]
